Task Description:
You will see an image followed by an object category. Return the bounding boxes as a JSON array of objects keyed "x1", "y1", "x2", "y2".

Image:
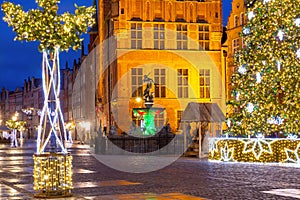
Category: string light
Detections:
[
  {"x1": 209, "y1": 138, "x2": 300, "y2": 165},
  {"x1": 227, "y1": 0, "x2": 300, "y2": 137},
  {"x1": 248, "y1": 11, "x2": 255, "y2": 20},
  {"x1": 33, "y1": 153, "x2": 73, "y2": 197}
]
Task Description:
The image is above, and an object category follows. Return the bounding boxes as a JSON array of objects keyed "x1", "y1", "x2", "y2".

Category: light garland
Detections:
[
  {"x1": 242, "y1": 138, "x2": 272, "y2": 159},
  {"x1": 209, "y1": 138, "x2": 300, "y2": 164},
  {"x1": 284, "y1": 143, "x2": 300, "y2": 164},
  {"x1": 220, "y1": 142, "x2": 235, "y2": 162}
]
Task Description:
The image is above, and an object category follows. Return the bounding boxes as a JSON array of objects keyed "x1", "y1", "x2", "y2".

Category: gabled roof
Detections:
[{"x1": 181, "y1": 102, "x2": 225, "y2": 122}]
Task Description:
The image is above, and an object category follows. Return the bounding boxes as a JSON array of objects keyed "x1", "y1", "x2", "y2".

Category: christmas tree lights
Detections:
[{"x1": 227, "y1": 0, "x2": 300, "y2": 136}]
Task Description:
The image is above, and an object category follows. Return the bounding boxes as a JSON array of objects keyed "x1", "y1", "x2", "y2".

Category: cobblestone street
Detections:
[{"x1": 0, "y1": 140, "x2": 300, "y2": 199}]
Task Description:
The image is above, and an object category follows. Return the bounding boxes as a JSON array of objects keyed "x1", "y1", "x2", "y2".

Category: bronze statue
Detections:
[{"x1": 143, "y1": 74, "x2": 154, "y2": 101}]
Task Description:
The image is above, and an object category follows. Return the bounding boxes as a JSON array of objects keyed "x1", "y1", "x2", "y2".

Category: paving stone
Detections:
[{"x1": 0, "y1": 140, "x2": 299, "y2": 199}]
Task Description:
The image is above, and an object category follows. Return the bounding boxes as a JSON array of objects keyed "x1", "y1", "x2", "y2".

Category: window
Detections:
[
  {"x1": 176, "y1": 24, "x2": 188, "y2": 49},
  {"x1": 167, "y1": 3, "x2": 172, "y2": 21},
  {"x1": 234, "y1": 15, "x2": 238, "y2": 27},
  {"x1": 198, "y1": 25, "x2": 209, "y2": 50},
  {"x1": 242, "y1": 37, "x2": 245, "y2": 48},
  {"x1": 154, "y1": 68, "x2": 166, "y2": 98},
  {"x1": 232, "y1": 38, "x2": 240, "y2": 55},
  {"x1": 146, "y1": 1, "x2": 150, "y2": 21},
  {"x1": 190, "y1": 4, "x2": 194, "y2": 22},
  {"x1": 199, "y1": 69, "x2": 210, "y2": 99},
  {"x1": 131, "y1": 68, "x2": 143, "y2": 97},
  {"x1": 131, "y1": 23, "x2": 142, "y2": 49},
  {"x1": 177, "y1": 110, "x2": 183, "y2": 130},
  {"x1": 154, "y1": 24, "x2": 165, "y2": 49},
  {"x1": 240, "y1": 13, "x2": 244, "y2": 26},
  {"x1": 155, "y1": 111, "x2": 165, "y2": 130},
  {"x1": 177, "y1": 69, "x2": 188, "y2": 98}
]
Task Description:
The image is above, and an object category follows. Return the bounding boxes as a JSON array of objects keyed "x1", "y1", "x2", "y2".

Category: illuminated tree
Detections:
[
  {"x1": 227, "y1": 0, "x2": 300, "y2": 136},
  {"x1": 2, "y1": 1, "x2": 95, "y2": 196},
  {"x1": 2, "y1": 0, "x2": 95, "y2": 154}
]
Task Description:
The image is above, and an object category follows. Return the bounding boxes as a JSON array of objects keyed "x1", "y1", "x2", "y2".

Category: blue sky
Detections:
[{"x1": 0, "y1": 0, "x2": 232, "y2": 90}]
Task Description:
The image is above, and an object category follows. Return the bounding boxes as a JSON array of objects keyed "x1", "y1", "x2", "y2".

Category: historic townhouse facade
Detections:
[
  {"x1": 0, "y1": 64, "x2": 76, "y2": 139},
  {"x1": 96, "y1": 0, "x2": 225, "y2": 134},
  {"x1": 226, "y1": 0, "x2": 247, "y2": 100},
  {"x1": 22, "y1": 77, "x2": 43, "y2": 138},
  {"x1": 0, "y1": 87, "x2": 10, "y2": 123}
]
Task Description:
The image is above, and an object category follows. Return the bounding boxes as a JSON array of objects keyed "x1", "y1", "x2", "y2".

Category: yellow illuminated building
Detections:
[{"x1": 97, "y1": 0, "x2": 225, "y2": 134}]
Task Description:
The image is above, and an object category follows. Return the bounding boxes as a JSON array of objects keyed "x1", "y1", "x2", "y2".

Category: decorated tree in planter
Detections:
[
  {"x1": 227, "y1": 0, "x2": 300, "y2": 137},
  {"x1": 2, "y1": 0, "x2": 95, "y2": 197}
]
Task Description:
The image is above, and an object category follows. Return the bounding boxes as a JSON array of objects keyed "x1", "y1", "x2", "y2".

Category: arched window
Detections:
[
  {"x1": 234, "y1": 15, "x2": 239, "y2": 27},
  {"x1": 190, "y1": 4, "x2": 194, "y2": 22},
  {"x1": 146, "y1": 1, "x2": 150, "y2": 21},
  {"x1": 240, "y1": 13, "x2": 244, "y2": 25},
  {"x1": 167, "y1": 2, "x2": 172, "y2": 21}
]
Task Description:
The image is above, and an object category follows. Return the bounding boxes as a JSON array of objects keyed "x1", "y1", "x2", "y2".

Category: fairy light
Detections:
[
  {"x1": 209, "y1": 138, "x2": 300, "y2": 165},
  {"x1": 227, "y1": 0, "x2": 300, "y2": 137},
  {"x1": 33, "y1": 153, "x2": 73, "y2": 197}
]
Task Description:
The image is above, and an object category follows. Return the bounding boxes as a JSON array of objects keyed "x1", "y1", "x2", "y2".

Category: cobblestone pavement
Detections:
[{"x1": 0, "y1": 140, "x2": 300, "y2": 199}]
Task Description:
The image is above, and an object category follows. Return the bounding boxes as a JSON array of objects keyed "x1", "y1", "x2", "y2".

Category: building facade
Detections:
[
  {"x1": 22, "y1": 77, "x2": 43, "y2": 138},
  {"x1": 97, "y1": 0, "x2": 226, "y2": 134},
  {"x1": 0, "y1": 65, "x2": 75, "y2": 140},
  {"x1": 226, "y1": 0, "x2": 246, "y2": 100}
]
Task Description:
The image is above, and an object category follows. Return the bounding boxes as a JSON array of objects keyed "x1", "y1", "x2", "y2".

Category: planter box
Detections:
[{"x1": 33, "y1": 153, "x2": 73, "y2": 198}]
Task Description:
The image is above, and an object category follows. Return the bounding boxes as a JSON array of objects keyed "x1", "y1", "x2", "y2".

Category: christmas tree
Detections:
[{"x1": 227, "y1": 0, "x2": 300, "y2": 137}]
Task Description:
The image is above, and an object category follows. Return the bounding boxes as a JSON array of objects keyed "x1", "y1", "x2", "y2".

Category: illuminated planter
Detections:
[
  {"x1": 33, "y1": 153, "x2": 73, "y2": 198},
  {"x1": 209, "y1": 138, "x2": 300, "y2": 164}
]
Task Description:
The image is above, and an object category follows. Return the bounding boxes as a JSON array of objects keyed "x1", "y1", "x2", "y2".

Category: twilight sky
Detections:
[{"x1": 0, "y1": 0, "x2": 232, "y2": 91}]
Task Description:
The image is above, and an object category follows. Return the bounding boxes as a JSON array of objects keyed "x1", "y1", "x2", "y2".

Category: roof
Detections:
[
  {"x1": 0, "y1": 125, "x2": 11, "y2": 131},
  {"x1": 181, "y1": 102, "x2": 225, "y2": 123}
]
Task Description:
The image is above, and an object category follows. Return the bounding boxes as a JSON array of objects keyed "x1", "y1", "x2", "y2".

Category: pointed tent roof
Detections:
[
  {"x1": 0, "y1": 125, "x2": 11, "y2": 131},
  {"x1": 181, "y1": 102, "x2": 225, "y2": 123}
]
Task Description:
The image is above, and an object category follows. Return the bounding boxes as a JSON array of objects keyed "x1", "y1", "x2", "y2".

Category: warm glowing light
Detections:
[
  {"x1": 12, "y1": 116, "x2": 17, "y2": 121},
  {"x1": 209, "y1": 138, "x2": 300, "y2": 164},
  {"x1": 33, "y1": 153, "x2": 73, "y2": 197},
  {"x1": 227, "y1": 0, "x2": 300, "y2": 137},
  {"x1": 136, "y1": 97, "x2": 142, "y2": 103}
]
